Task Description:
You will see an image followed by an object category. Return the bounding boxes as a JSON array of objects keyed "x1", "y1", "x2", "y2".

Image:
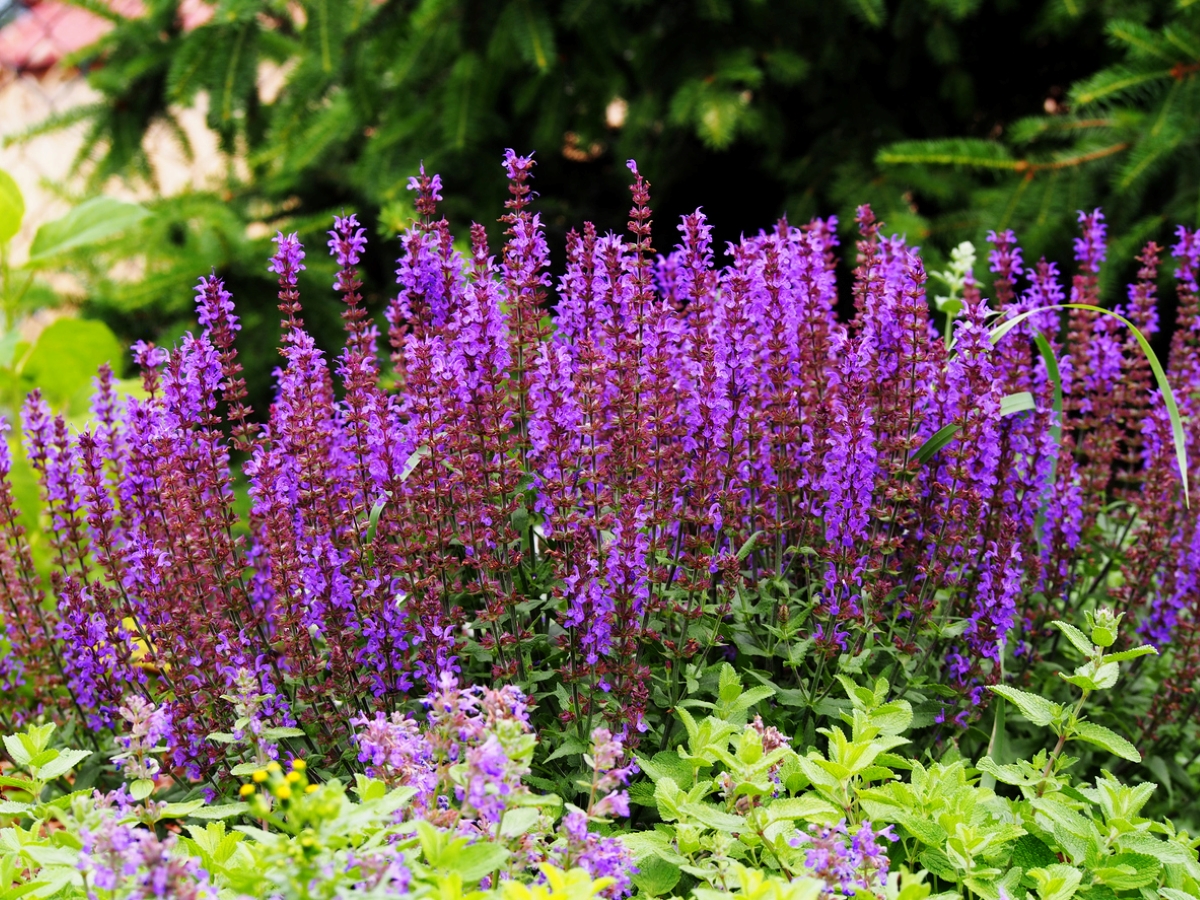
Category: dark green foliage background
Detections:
[{"x1": 19, "y1": 0, "x2": 1195, "y2": 401}]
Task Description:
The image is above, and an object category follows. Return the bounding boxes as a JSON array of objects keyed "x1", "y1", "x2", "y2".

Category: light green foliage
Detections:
[{"x1": 632, "y1": 625, "x2": 1199, "y2": 900}]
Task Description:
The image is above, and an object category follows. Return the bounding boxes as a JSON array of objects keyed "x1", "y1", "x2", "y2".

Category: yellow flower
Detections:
[
  {"x1": 252, "y1": 770, "x2": 268, "y2": 783},
  {"x1": 291, "y1": 759, "x2": 306, "y2": 771},
  {"x1": 286, "y1": 770, "x2": 302, "y2": 784},
  {"x1": 239, "y1": 783, "x2": 256, "y2": 798},
  {"x1": 275, "y1": 784, "x2": 292, "y2": 800},
  {"x1": 304, "y1": 784, "x2": 318, "y2": 794},
  {"x1": 267, "y1": 761, "x2": 283, "y2": 773},
  {"x1": 499, "y1": 866, "x2": 614, "y2": 900}
]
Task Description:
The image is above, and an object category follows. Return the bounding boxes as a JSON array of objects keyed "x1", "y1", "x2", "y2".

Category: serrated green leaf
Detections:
[
  {"x1": 1105, "y1": 644, "x2": 1158, "y2": 663},
  {"x1": 2, "y1": 735, "x2": 31, "y2": 766},
  {"x1": 34, "y1": 749, "x2": 90, "y2": 781},
  {"x1": 1050, "y1": 621, "x2": 1094, "y2": 656},
  {"x1": 1012, "y1": 834, "x2": 1059, "y2": 869},
  {"x1": 988, "y1": 685, "x2": 1058, "y2": 726},
  {"x1": 631, "y1": 853, "x2": 682, "y2": 897},
  {"x1": 1071, "y1": 721, "x2": 1140, "y2": 762},
  {"x1": 731, "y1": 685, "x2": 775, "y2": 712}
]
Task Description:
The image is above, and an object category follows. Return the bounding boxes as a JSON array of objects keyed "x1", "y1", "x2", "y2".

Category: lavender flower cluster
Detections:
[
  {"x1": 1, "y1": 151, "x2": 1199, "y2": 768},
  {"x1": 351, "y1": 676, "x2": 636, "y2": 896},
  {"x1": 789, "y1": 820, "x2": 898, "y2": 896}
]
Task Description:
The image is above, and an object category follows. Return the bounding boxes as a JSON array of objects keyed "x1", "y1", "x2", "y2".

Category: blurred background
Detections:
[{"x1": 1, "y1": 0, "x2": 1197, "y2": 421}]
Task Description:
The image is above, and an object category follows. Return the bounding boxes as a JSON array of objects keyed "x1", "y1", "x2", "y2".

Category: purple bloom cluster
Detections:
[
  {"x1": 790, "y1": 820, "x2": 898, "y2": 896},
  {"x1": 0, "y1": 150, "x2": 1197, "y2": 764},
  {"x1": 79, "y1": 815, "x2": 217, "y2": 900}
]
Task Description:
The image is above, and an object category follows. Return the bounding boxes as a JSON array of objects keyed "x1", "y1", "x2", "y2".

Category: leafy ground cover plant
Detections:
[
  {"x1": 630, "y1": 615, "x2": 1200, "y2": 900},
  {"x1": 0, "y1": 153, "x2": 1197, "y2": 811},
  {"x1": 0, "y1": 676, "x2": 638, "y2": 900}
]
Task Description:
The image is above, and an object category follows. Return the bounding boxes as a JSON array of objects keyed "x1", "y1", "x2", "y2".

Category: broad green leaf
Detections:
[
  {"x1": 498, "y1": 807, "x2": 539, "y2": 839},
  {"x1": 452, "y1": 842, "x2": 509, "y2": 882},
  {"x1": 988, "y1": 685, "x2": 1058, "y2": 726},
  {"x1": 631, "y1": 854, "x2": 682, "y2": 897},
  {"x1": 1071, "y1": 721, "x2": 1140, "y2": 762},
  {"x1": 1095, "y1": 853, "x2": 1160, "y2": 890},
  {"x1": 21, "y1": 318, "x2": 124, "y2": 408},
  {"x1": 0, "y1": 169, "x2": 24, "y2": 245},
  {"x1": 261, "y1": 726, "x2": 305, "y2": 738},
  {"x1": 2, "y1": 735, "x2": 31, "y2": 766},
  {"x1": 1012, "y1": 834, "x2": 1059, "y2": 869},
  {"x1": 765, "y1": 796, "x2": 840, "y2": 823},
  {"x1": 28, "y1": 197, "x2": 149, "y2": 262},
  {"x1": 1028, "y1": 864, "x2": 1083, "y2": 900},
  {"x1": 731, "y1": 685, "x2": 776, "y2": 712},
  {"x1": 130, "y1": 778, "x2": 155, "y2": 801},
  {"x1": 679, "y1": 801, "x2": 746, "y2": 832}
]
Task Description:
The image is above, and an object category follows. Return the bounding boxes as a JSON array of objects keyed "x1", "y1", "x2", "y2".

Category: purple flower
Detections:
[{"x1": 269, "y1": 232, "x2": 306, "y2": 285}]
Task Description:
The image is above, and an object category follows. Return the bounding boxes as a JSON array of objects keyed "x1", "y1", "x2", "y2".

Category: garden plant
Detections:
[{"x1": 1, "y1": 152, "x2": 1200, "y2": 899}]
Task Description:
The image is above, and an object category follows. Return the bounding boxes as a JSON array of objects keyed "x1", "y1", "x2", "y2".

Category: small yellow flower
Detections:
[
  {"x1": 291, "y1": 759, "x2": 306, "y2": 771},
  {"x1": 267, "y1": 761, "x2": 283, "y2": 773},
  {"x1": 304, "y1": 784, "x2": 318, "y2": 794},
  {"x1": 252, "y1": 769, "x2": 268, "y2": 783},
  {"x1": 239, "y1": 783, "x2": 256, "y2": 798},
  {"x1": 286, "y1": 770, "x2": 302, "y2": 784},
  {"x1": 275, "y1": 783, "x2": 292, "y2": 800}
]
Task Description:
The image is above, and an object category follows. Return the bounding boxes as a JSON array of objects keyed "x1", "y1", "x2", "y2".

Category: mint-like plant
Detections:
[{"x1": 981, "y1": 609, "x2": 1157, "y2": 797}]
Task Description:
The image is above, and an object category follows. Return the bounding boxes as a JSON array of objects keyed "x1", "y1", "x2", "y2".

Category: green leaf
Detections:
[
  {"x1": 452, "y1": 842, "x2": 509, "y2": 882},
  {"x1": 999, "y1": 391, "x2": 1035, "y2": 416},
  {"x1": 631, "y1": 854, "x2": 682, "y2": 897},
  {"x1": 1071, "y1": 721, "x2": 1140, "y2": 762},
  {"x1": 159, "y1": 800, "x2": 206, "y2": 818},
  {"x1": 914, "y1": 424, "x2": 960, "y2": 465},
  {"x1": 731, "y1": 685, "x2": 776, "y2": 712},
  {"x1": 498, "y1": 807, "x2": 539, "y2": 839},
  {"x1": 21, "y1": 319, "x2": 124, "y2": 408},
  {"x1": 0, "y1": 169, "x2": 24, "y2": 245},
  {"x1": 187, "y1": 802, "x2": 250, "y2": 820},
  {"x1": 2, "y1": 734, "x2": 32, "y2": 766},
  {"x1": 766, "y1": 796, "x2": 841, "y2": 823},
  {"x1": 1012, "y1": 834, "x2": 1060, "y2": 869},
  {"x1": 988, "y1": 685, "x2": 1058, "y2": 726},
  {"x1": 679, "y1": 801, "x2": 746, "y2": 832},
  {"x1": 1093, "y1": 853, "x2": 1160, "y2": 890},
  {"x1": 1051, "y1": 621, "x2": 1094, "y2": 657},
  {"x1": 0, "y1": 800, "x2": 32, "y2": 816},
  {"x1": 130, "y1": 779, "x2": 155, "y2": 801},
  {"x1": 34, "y1": 749, "x2": 90, "y2": 781},
  {"x1": 28, "y1": 197, "x2": 149, "y2": 262},
  {"x1": 262, "y1": 726, "x2": 305, "y2": 739},
  {"x1": 1105, "y1": 644, "x2": 1158, "y2": 663}
]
